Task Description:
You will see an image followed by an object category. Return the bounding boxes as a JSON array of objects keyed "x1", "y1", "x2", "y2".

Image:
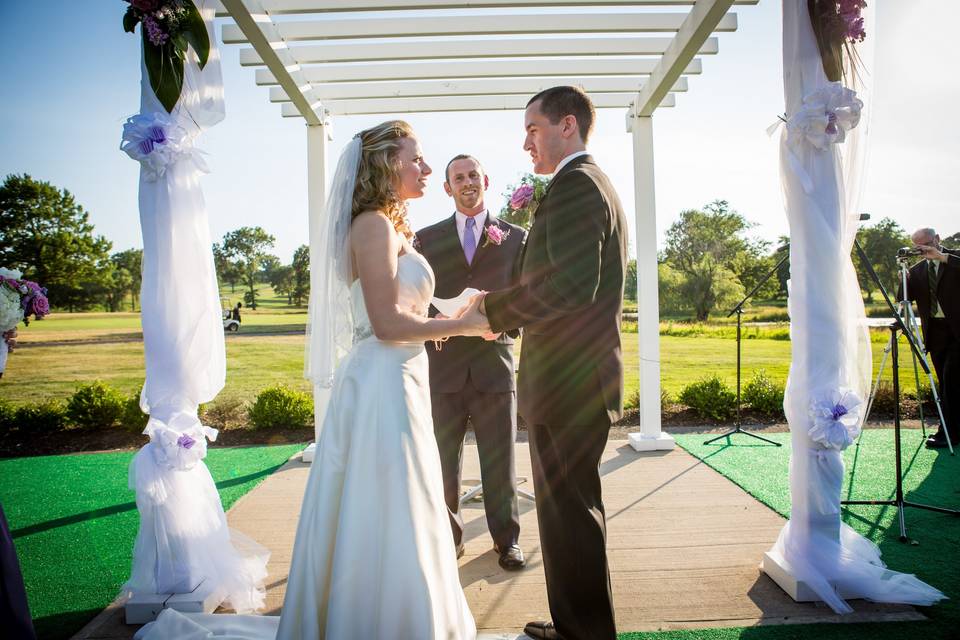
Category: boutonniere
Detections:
[{"x1": 482, "y1": 224, "x2": 510, "y2": 248}]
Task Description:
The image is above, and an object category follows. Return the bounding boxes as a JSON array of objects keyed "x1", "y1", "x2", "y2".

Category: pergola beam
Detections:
[
  {"x1": 219, "y1": 0, "x2": 323, "y2": 124},
  {"x1": 281, "y1": 92, "x2": 675, "y2": 117},
  {"x1": 632, "y1": 0, "x2": 737, "y2": 116},
  {"x1": 222, "y1": 13, "x2": 737, "y2": 44},
  {"x1": 255, "y1": 58, "x2": 704, "y2": 85},
  {"x1": 239, "y1": 36, "x2": 719, "y2": 66},
  {"x1": 269, "y1": 77, "x2": 687, "y2": 102},
  {"x1": 212, "y1": 0, "x2": 758, "y2": 15}
]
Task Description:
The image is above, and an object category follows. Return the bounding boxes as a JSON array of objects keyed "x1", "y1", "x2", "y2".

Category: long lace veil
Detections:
[{"x1": 305, "y1": 136, "x2": 362, "y2": 388}]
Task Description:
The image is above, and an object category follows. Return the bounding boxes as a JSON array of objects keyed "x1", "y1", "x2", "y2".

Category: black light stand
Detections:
[
  {"x1": 704, "y1": 251, "x2": 788, "y2": 446},
  {"x1": 841, "y1": 239, "x2": 959, "y2": 542}
]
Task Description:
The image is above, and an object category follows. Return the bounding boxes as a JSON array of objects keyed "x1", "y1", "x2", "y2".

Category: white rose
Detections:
[{"x1": 0, "y1": 286, "x2": 22, "y2": 332}]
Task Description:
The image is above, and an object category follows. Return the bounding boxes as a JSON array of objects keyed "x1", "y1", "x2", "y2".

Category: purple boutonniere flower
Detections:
[{"x1": 482, "y1": 225, "x2": 510, "y2": 248}]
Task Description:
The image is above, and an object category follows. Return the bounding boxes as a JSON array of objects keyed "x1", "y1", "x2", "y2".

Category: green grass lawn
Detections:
[
  {"x1": 1, "y1": 444, "x2": 305, "y2": 640},
  {"x1": 654, "y1": 431, "x2": 960, "y2": 640}
]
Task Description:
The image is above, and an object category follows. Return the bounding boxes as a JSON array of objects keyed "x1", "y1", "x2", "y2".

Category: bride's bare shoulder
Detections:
[{"x1": 351, "y1": 211, "x2": 397, "y2": 252}]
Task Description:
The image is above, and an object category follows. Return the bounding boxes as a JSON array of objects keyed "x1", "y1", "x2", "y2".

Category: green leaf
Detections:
[
  {"x1": 143, "y1": 35, "x2": 184, "y2": 113},
  {"x1": 122, "y1": 7, "x2": 140, "y2": 34},
  {"x1": 181, "y1": 0, "x2": 211, "y2": 70}
]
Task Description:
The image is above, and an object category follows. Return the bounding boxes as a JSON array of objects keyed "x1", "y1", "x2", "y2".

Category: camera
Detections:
[{"x1": 897, "y1": 247, "x2": 922, "y2": 258}]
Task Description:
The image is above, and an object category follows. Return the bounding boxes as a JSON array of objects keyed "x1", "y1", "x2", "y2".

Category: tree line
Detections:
[{"x1": 2, "y1": 174, "x2": 955, "y2": 318}]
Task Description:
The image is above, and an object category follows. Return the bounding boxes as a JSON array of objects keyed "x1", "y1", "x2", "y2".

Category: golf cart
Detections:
[{"x1": 221, "y1": 298, "x2": 240, "y2": 332}]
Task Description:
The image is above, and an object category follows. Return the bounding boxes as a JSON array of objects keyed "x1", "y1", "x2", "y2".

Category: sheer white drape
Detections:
[
  {"x1": 768, "y1": 0, "x2": 943, "y2": 613},
  {"x1": 121, "y1": 2, "x2": 268, "y2": 612}
]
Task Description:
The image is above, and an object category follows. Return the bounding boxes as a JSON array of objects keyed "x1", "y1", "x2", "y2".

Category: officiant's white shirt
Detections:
[
  {"x1": 455, "y1": 209, "x2": 488, "y2": 251},
  {"x1": 553, "y1": 150, "x2": 589, "y2": 176}
]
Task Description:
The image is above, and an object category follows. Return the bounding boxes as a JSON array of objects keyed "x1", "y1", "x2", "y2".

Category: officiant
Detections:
[{"x1": 416, "y1": 155, "x2": 527, "y2": 570}]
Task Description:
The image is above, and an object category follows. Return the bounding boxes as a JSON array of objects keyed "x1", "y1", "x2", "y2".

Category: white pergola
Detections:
[{"x1": 213, "y1": 0, "x2": 758, "y2": 453}]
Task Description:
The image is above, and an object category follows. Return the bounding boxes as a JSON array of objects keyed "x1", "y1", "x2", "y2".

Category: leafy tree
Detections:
[
  {"x1": 773, "y1": 237, "x2": 790, "y2": 299},
  {"x1": 662, "y1": 200, "x2": 756, "y2": 320},
  {"x1": 270, "y1": 265, "x2": 294, "y2": 304},
  {"x1": 111, "y1": 248, "x2": 142, "y2": 311},
  {"x1": 291, "y1": 244, "x2": 310, "y2": 307},
  {"x1": 258, "y1": 254, "x2": 282, "y2": 284},
  {"x1": 221, "y1": 227, "x2": 275, "y2": 310},
  {"x1": 941, "y1": 231, "x2": 960, "y2": 248},
  {"x1": 0, "y1": 173, "x2": 113, "y2": 310},
  {"x1": 624, "y1": 259, "x2": 637, "y2": 302},
  {"x1": 213, "y1": 242, "x2": 242, "y2": 293},
  {"x1": 498, "y1": 174, "x2": 550, "y2": 230},
  {"x1": 658, "y1": 262, "x2": 687, "y2": 314},
  {"x1": 853, "y1": 217, "x2": 909, "y2": 302}
]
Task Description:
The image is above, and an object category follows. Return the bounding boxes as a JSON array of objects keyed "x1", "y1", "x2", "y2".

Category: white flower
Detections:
[
  {"x1": 120, "y1": 111, "x2": 208, "y2": 182},
  {"x1": 786, "y1": 82, "x2": 862, "y2": 151},
  {"x1": 0, "y1": 286, "x2": 22, "y2": 333},
  {"x1": 808, "y1": 388, "x2": 863, "y2": 451},
  {"x1": 0, "y1": 267, "x2": 23, "y2": 280}
]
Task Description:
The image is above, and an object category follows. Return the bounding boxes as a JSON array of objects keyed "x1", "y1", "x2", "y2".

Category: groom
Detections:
[
  {"x1": 416, "y1": 155, "x2": 527, "y2": 570},
  {"x1": 463, "y1": 86, "x2": 626, "y2": 640}
]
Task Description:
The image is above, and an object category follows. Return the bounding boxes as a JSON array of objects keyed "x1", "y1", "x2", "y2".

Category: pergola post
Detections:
[
  {"x1": 302, "y1": 120, "x2": 329, "y2": 464},
  {"x1": 627, "y1": 110, "x2": 674, "y2": 452}
]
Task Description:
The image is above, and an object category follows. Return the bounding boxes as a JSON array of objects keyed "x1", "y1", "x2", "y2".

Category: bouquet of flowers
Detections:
[
  {"x1": 499, "y1": 174, "x2": 549, "y2": 230},
  {"x1": 0, "y1": 268, "x2": 50, "y2": 376},
  {"x1": 122, "y1": 0, "x2": 210, "y2": 113},
  {"x1": 808, "y1": 0, "x2": 867, "y2": 83}
]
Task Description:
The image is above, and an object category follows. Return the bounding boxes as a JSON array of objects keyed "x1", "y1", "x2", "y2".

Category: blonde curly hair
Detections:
[{"x1": 352, "y1": 120, "x2": 416, "y2": 239}]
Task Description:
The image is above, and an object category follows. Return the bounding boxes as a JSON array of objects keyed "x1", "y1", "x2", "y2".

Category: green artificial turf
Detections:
[
  {"x1": 634, "y1": 430, "x2": 960, "y2": 640},
  {"x1": 0, "y1": 443, "x2": 304, "y2": 640}
]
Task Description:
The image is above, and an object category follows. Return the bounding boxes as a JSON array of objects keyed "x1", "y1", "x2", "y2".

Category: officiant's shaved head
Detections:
[{"x1": 526, "y1": 86, "x2": 595, "y2": 144}]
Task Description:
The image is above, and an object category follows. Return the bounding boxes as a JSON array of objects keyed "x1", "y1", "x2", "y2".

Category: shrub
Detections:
[
  {"x1": 120, "y1": 393, "x2": 150, "y2": 433},
  {"x1": 248, "y1": 385, "x2": 313, "y2": 429},
  {"x1": 679, "y1": 375, "x2": 736, "y2": 422},
  {"x1": 202, "y1": 394, "x2": 248, "y2": 430},
  {"x1": 66, "y1": 381, "x2": 126, "y2": 429},
  {"x1": 0, "y1": 400, "x2": 16, "y2": 433},
  {"x1": 15, "y1": 401, "x2": 67, "y2": 433},
  {"x1": 742, "y1": 370, "x2": 785, "y2": 417}
]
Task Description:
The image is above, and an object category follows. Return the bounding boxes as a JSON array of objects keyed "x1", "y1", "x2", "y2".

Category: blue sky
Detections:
[{"x1": 1, "y1": 1, "x2": 956, "y2": 263}]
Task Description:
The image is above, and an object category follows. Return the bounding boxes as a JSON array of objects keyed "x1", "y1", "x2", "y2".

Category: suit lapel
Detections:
[
  {"x1": 469, "y1": 213, "x2": 496, "y2": 268},
  {"x1": 538, "y1": 154, "x2": 594, "y2": 215},
  {"x1": 438, "y1": 214, "x2": 470, "y2": 271}
]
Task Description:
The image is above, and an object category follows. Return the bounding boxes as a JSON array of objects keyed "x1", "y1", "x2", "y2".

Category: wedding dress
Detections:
[{"x1": 135, "y1": 250, "x2": 477, "y2": 640}]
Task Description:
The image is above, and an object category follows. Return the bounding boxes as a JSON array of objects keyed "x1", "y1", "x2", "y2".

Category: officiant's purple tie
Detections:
[{"x1": 463, "y1": 217, "x2": 477, "y2": 265}]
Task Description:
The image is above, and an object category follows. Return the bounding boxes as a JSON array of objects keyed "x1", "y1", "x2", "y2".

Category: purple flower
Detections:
[
  {"x1": 176, "y1": 433, "x2": 196, "y2": 450},
  {"x1": 830, "y1": 402, "x2": 848, "y2": 421},
  {"x1": 509, "y1": 184, "x2": 535, "y2": 211},
  {"x1": 825, "y1": 111, "x2": 839, "y2": 135},
  {"x1": 26, "y1": 294, "x2": 49, "y2": 319},
  {"x1": 143, "y1": 15, "x2": 169, "y2": 47}
]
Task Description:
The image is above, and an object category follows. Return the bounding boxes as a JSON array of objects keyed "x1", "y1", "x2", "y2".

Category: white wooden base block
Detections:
[
  {"x1": 761, "y1": 551, "x2": 863, "y2": 603},
  {"x1": 301, "y1": 442, "x2": 316, "y2": 463},
  {"x1": 125, "y1": 578, "x2": 223, "y2": 624},
  {"x1": 628, "y1": 431, "x2": 676, "y2": 452}
]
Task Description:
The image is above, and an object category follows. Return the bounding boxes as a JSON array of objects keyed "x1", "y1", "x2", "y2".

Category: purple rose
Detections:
[
  {"x1": 177, "y1": 433, "x2": 196, "y2": 450},
  {"x1": 27, "y1": 294, "x2": 49, "y2": 319},
  {"x1": 509, "y1": 184, "x2": 535, "y2": 210}
]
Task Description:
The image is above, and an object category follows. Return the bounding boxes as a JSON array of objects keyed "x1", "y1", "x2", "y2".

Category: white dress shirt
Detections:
[
  {"x1": 553, "y1": 150, "x2": 589, "y2": 176},
  {"x1": 455, "y1": 209, "x2": 488, "y2": 253}
]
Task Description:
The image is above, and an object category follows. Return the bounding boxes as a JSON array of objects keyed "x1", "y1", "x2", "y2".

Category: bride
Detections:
[{"x1": 136, "y1": 121, "x2": 482, "y2": 639}]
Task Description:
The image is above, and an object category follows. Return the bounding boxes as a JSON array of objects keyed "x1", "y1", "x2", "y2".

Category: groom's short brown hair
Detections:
[{"x1": 527, "y1": 86, "x2": 595, "y2": 144}]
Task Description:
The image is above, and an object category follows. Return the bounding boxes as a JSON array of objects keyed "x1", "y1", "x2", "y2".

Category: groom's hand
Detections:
[{"x1": 458, "y1": 293, "x2": 492, "y2": 336}]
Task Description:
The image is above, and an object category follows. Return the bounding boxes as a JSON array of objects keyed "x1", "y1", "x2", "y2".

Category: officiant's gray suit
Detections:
[
  {"x1": 416, "y1": 213, "x2": 527, "y2": 552},
  {"x1": 485, "y1": 154, "x2": 627, "y2": 640}
]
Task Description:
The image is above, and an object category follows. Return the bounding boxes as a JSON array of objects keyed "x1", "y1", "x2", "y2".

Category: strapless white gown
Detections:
[{"x1": 136, "y1": 252, "x2": 477, "y2": 640}]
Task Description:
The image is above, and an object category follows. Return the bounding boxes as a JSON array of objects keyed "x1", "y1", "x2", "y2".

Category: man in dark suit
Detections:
[
  {"x1": 462, "y1": 86, "x2": 626, "y2": 640},
  {"x1": 903, "y1": 227, "x2": 960, "y2": 448},
  {"x1": 416, "y1": 155, "x2": 528, "y2": 570}
]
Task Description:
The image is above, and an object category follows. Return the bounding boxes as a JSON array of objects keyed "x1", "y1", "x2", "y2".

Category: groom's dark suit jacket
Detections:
[
  {"x1": 417, "y1": 214, "x2": 527, "y2": 393},
  {"x1": 484, "y1": 155, "x2": 628, "y2": 426}
]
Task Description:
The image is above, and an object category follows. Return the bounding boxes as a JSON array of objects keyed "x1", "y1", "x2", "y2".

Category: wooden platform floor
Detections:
[{"x1": 74, "y1": 440, "x2": 922, "y2": 639}]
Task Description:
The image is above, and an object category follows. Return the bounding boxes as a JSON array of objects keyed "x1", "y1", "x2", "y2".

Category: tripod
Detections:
[
  {"x1": 859, "y1": 256, "x2": 952, "y2": 454},
  {"x1": 704, "y1": 251, "x2": 788, "y2": 446},
  {"x1": 841, "y1": 240, "x2": 959, "y2": 542}
]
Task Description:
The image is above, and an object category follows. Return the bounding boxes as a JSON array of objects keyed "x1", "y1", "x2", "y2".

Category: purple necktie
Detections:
[{"x1": 463, "y1": 217, "x2": 477, "y2": 265}]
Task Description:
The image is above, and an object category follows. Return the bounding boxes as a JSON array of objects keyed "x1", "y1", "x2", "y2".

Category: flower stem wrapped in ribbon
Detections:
[
  {"x1": 808, "y1": 0, "x2": 868, "y2": 83},
  {"x1": 122, "y1": 0, "x2": 210, "y2": 113}
]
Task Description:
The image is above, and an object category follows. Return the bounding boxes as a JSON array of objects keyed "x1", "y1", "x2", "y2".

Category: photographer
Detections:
[{"x1": 901, "y1": 228, "x2": 960, "y2": 448}]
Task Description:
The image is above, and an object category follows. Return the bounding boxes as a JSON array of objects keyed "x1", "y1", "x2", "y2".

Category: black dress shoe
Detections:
[
  {"x1": 523, "y1": 620, "x2": 562, "y2": 640},
  {"x1": 926, "y1": 437, "x2": 957, "y2": 449},
  {"x1": 494, "y1": 543, "x2": 525, "y2": 570},
  {"x1": 455, "y1": 543, "x2": 465, "y2": 559}
]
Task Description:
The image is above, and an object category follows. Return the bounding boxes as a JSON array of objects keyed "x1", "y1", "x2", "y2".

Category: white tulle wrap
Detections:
[
  {"x1": 304, "y1": 137, "x2": 361, "y2": 388},
  {"x1": 121, "y1": 2, "x2": 268, "y2": 612},
  {"x1": 768, "y1": 1, "x2": 944, "y2": 613}
]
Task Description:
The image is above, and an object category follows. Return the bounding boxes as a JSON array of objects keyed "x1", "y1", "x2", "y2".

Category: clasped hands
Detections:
[{"x1": 442, "y1": 292, "x2": 499, "y2": 341}]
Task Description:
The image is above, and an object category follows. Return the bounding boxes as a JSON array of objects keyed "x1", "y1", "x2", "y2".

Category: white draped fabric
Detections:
[
  {"x1": 120, "y1": 2, "x2": 268, "y2": 612},
  {"x1": 768, "y1": 0, "x2": 944, "y2": 613}
]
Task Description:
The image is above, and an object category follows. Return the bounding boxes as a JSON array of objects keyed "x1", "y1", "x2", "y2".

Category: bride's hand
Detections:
[{"x1": 456, "y1": 292, "x2": 491, "y2": 336}]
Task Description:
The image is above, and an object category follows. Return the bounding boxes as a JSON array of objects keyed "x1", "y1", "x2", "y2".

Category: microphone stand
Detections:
[{"x1": 704, "y1": 251, "x2": 788, "y2": 446}]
